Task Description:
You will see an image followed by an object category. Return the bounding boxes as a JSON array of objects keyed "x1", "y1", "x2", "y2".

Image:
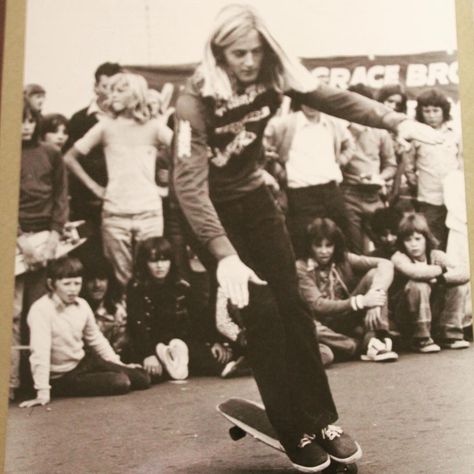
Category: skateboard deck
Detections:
[
  {"x1": 15, "y1": 221, "x2": 87, "y2": 276},
  {"x1": 217, "y1": 398, "x2": 357, "y2": 473}
]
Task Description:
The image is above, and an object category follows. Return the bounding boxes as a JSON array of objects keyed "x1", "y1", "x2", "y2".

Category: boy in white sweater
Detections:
[{"x1": 19, "y1": 257, "x2": 150, "y2": 408}]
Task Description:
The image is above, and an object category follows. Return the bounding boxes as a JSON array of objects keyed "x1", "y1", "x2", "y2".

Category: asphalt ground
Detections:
[{"x1": 5, "y1": 346, "x2": 474, "y2": 474}]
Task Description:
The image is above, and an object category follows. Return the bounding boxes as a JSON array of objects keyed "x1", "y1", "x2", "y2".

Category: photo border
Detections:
[{"x1": 0, "y1": 0, "x2": 473, "y2": 470}]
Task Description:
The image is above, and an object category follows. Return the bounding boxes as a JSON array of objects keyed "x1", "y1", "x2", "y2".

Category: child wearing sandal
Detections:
[
  {"x1": 19, "y1": 257, "x2": 150, "y2": 408},
  {"x1": 391, "y1": 213, "x2": 470, "y2": 352}
]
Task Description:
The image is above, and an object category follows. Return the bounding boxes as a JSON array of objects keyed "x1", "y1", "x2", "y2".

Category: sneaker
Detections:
[
  {"x1": 220, "y1": 356, "x2": 252, "y2": 378},
  {"x1": 360, "y1": 337, "x2": 398, "y2": 362},
  {"x1": 314, "y1": 425, "x2": 362, "y2": 464},
  {"x1": 439, "y1": 339, "x2": 471, "y2": 350},
  {"x1": 412, "y1": 338, "x2": 441, "y2": 353},
  {"x1": 156, "y1": 339, "x2": 189, "y2": 380},
  {"x1": 285, "y1": 434, "x2": 330, "y2": 473}
]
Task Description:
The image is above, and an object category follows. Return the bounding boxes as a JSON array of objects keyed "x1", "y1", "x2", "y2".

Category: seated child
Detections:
[
  {"x1": 81, "y1": 256, "x2": 133, "y2": 361},
  {"x1": 296, "y1": 217, "x2": 398, "y2": 362},
  {"x1": 11, "y1": 99, "x2": 69, "y2": 400},
  {"x1": 19, "y1": 257, "x2": 150, "y2": 408},
  {"x1": 127, "y1": 237, "x2": 235, "y2": 381},
  {"x1": 391, "y1": 213, "x2": 470, "y2": 352},
  {"x1": 369, "y1": 207, "x2": 403, "y2": 260}
]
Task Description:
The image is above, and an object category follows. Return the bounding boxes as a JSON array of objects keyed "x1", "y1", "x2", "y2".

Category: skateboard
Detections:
[
  {"x1": 15, "y1": 221, "x2": 87, "y2": 276},
  {"x1": 217, "y1": 398, "x2": 357, "y2": 473}
]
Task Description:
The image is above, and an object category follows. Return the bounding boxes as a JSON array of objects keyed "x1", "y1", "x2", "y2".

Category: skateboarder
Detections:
[{"x1": 171, "y1": 4, "x2": 442, "y2": 471}]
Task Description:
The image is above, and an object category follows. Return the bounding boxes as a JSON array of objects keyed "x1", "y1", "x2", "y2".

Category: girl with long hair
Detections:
[{"x1": 127, "y1": 237, "x2": 236, "y2": 381}]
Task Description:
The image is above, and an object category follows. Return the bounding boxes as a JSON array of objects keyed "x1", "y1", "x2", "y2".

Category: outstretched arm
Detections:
[{"x1": 293, "y1": 85, "x2": 443, "y2": 145}]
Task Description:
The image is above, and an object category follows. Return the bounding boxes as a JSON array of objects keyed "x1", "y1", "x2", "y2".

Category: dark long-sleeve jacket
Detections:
[
  {"x1": 19, "y1": 143, "x2": 68, "y2": 233},
  {"x1": 172, "y1": 75, "x2": 406, "y2": 261},
  {"x1": 126, "y1": 279, "x2": 190, "y2": 362}
]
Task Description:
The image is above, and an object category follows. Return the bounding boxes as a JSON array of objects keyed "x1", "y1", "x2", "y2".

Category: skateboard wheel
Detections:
[
  {"x1": 229, "y1": 426, "x2": 247, "y2": 441},
  {"x1": 325, "y1": 463, "x2": 357, "y2": 473}
]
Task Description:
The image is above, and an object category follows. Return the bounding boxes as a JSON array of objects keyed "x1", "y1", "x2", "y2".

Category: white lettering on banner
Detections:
[
  {"x1": 406, "y1": 62, "x2": 458, "y2": 88},
  {"x1": 330, "y1": 67, "x2": 352, "y2": 89},
  {"x1": 312, "y1": 62, "x2": 457, "y2": 90},
  {"x1": 350, "y1": 66, "x2": 368, "y2": 86},
  {"x1": 406, "y1": 64, "x2": 428, "y2": 87},
  {"x1": 384, "y1": 65, "x2": 401, "y2": 85},
  {"x1": 448, "y1": 62, "x2": 459, "y2": 84}
]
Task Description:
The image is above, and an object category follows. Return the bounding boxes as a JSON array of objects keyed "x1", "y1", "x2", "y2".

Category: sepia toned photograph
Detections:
[{"x1": 3, "y1": 0, "x2": 474, "y2": 472}]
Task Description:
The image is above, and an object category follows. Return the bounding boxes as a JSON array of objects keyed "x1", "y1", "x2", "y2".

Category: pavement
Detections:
[{"x1": 5, "y1": 347, "x2": 474, "y2": 474}]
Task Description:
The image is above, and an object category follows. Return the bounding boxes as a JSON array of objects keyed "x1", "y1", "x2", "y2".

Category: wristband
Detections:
[{"x1": 356, "y1": 294, "x2": 365, "y2": 310}]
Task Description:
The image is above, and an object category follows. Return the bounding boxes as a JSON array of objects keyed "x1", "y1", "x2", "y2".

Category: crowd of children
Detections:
[{"x1": 11, "y1": 60, "x2": 471, "y2": 408}]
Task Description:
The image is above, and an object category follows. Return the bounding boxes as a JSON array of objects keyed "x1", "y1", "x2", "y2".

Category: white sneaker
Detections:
[
  {"x1": 156, "y1": 339, "x2": 189, "y2": 380},
  {"x1": 361, "y1": 337, "x2": 398, "y2": 362},
  {"x1": 439, "y1": 339, "x2": 471, "y2": 350}
]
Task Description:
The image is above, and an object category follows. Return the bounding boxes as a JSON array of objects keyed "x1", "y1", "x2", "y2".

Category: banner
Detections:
[{"x1": 126, "y1": 50, "x2": 458, "y2": 103}]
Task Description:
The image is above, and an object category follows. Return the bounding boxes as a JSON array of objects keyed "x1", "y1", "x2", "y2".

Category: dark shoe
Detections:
[
  {"x1": 438, "y1": 339, "x2": 470, "y2": 350},
  {"x1": 314, "y1": 425, "x2": 362, "y2": 464},
  {"x1": 411, "y1": 337, "x2": 440, "y2": 353},
  {"x1": 285, "y1": 434, "x2": 330, "y2": 472}
]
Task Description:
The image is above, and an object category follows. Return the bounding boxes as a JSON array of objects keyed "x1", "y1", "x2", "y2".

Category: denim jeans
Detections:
[
  {"x1": 341, "y1": 184, "x2": 385, "y2": 255},
  {"x1": 102, "y1": 210, "x2": 164, "y2": 288},
  {"x1": 51, "y1": 352, "x2": 150, "y2": 397},
  {"x1": 395, "y1": 280, "x2": 467, "y2": 341},
  {"x1": 185, "y1": 186, "x2": 338, "y2": 447},
  {"x1": 417, "y1": 202, "x2": 448, "y2": 251},
  {"x1": 286, "y1": 181, "x2": 351, "y2": 257}
]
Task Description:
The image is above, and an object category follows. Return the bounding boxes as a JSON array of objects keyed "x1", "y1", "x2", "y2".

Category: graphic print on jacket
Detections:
[{"x1": 175, "y1": 83, "x2": 282, "y2": 203}]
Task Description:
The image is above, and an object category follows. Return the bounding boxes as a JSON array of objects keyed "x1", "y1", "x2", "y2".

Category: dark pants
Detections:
[
  {"x1": 286, "y1": 182, "x2": 351, "y2": 258},
  {"x1": 417, "y1": 202, "x2": 448, "y2": 251},
  {"x1": 342, "y1": 184, "x2": 385, "y2": 255},
  {"x1": 183, "y1": 186, "x2": 338, "y2": 447},
  {"x1": 51, "y1": 352, "x2": 151, "y2": 397}
]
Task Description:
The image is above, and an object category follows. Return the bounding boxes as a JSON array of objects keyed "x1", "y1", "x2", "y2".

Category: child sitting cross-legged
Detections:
[
  {"x1": 19, "y1": 257, "x2": 150, "y2": 408},
  {"x1": 391, "y1": 213, "x2": 471, "y2": 353},
  {"x1": 296, "y1": 217, "x2": 398, "y2": 363}
]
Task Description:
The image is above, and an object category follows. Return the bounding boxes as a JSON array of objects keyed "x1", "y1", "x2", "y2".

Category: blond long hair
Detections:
[
  {"x1": 198, "y1": 3, "x2": 318, "y2": 101},
  {"x1": 107, "y1": 73, "x2": 151, "y2": 123}
]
